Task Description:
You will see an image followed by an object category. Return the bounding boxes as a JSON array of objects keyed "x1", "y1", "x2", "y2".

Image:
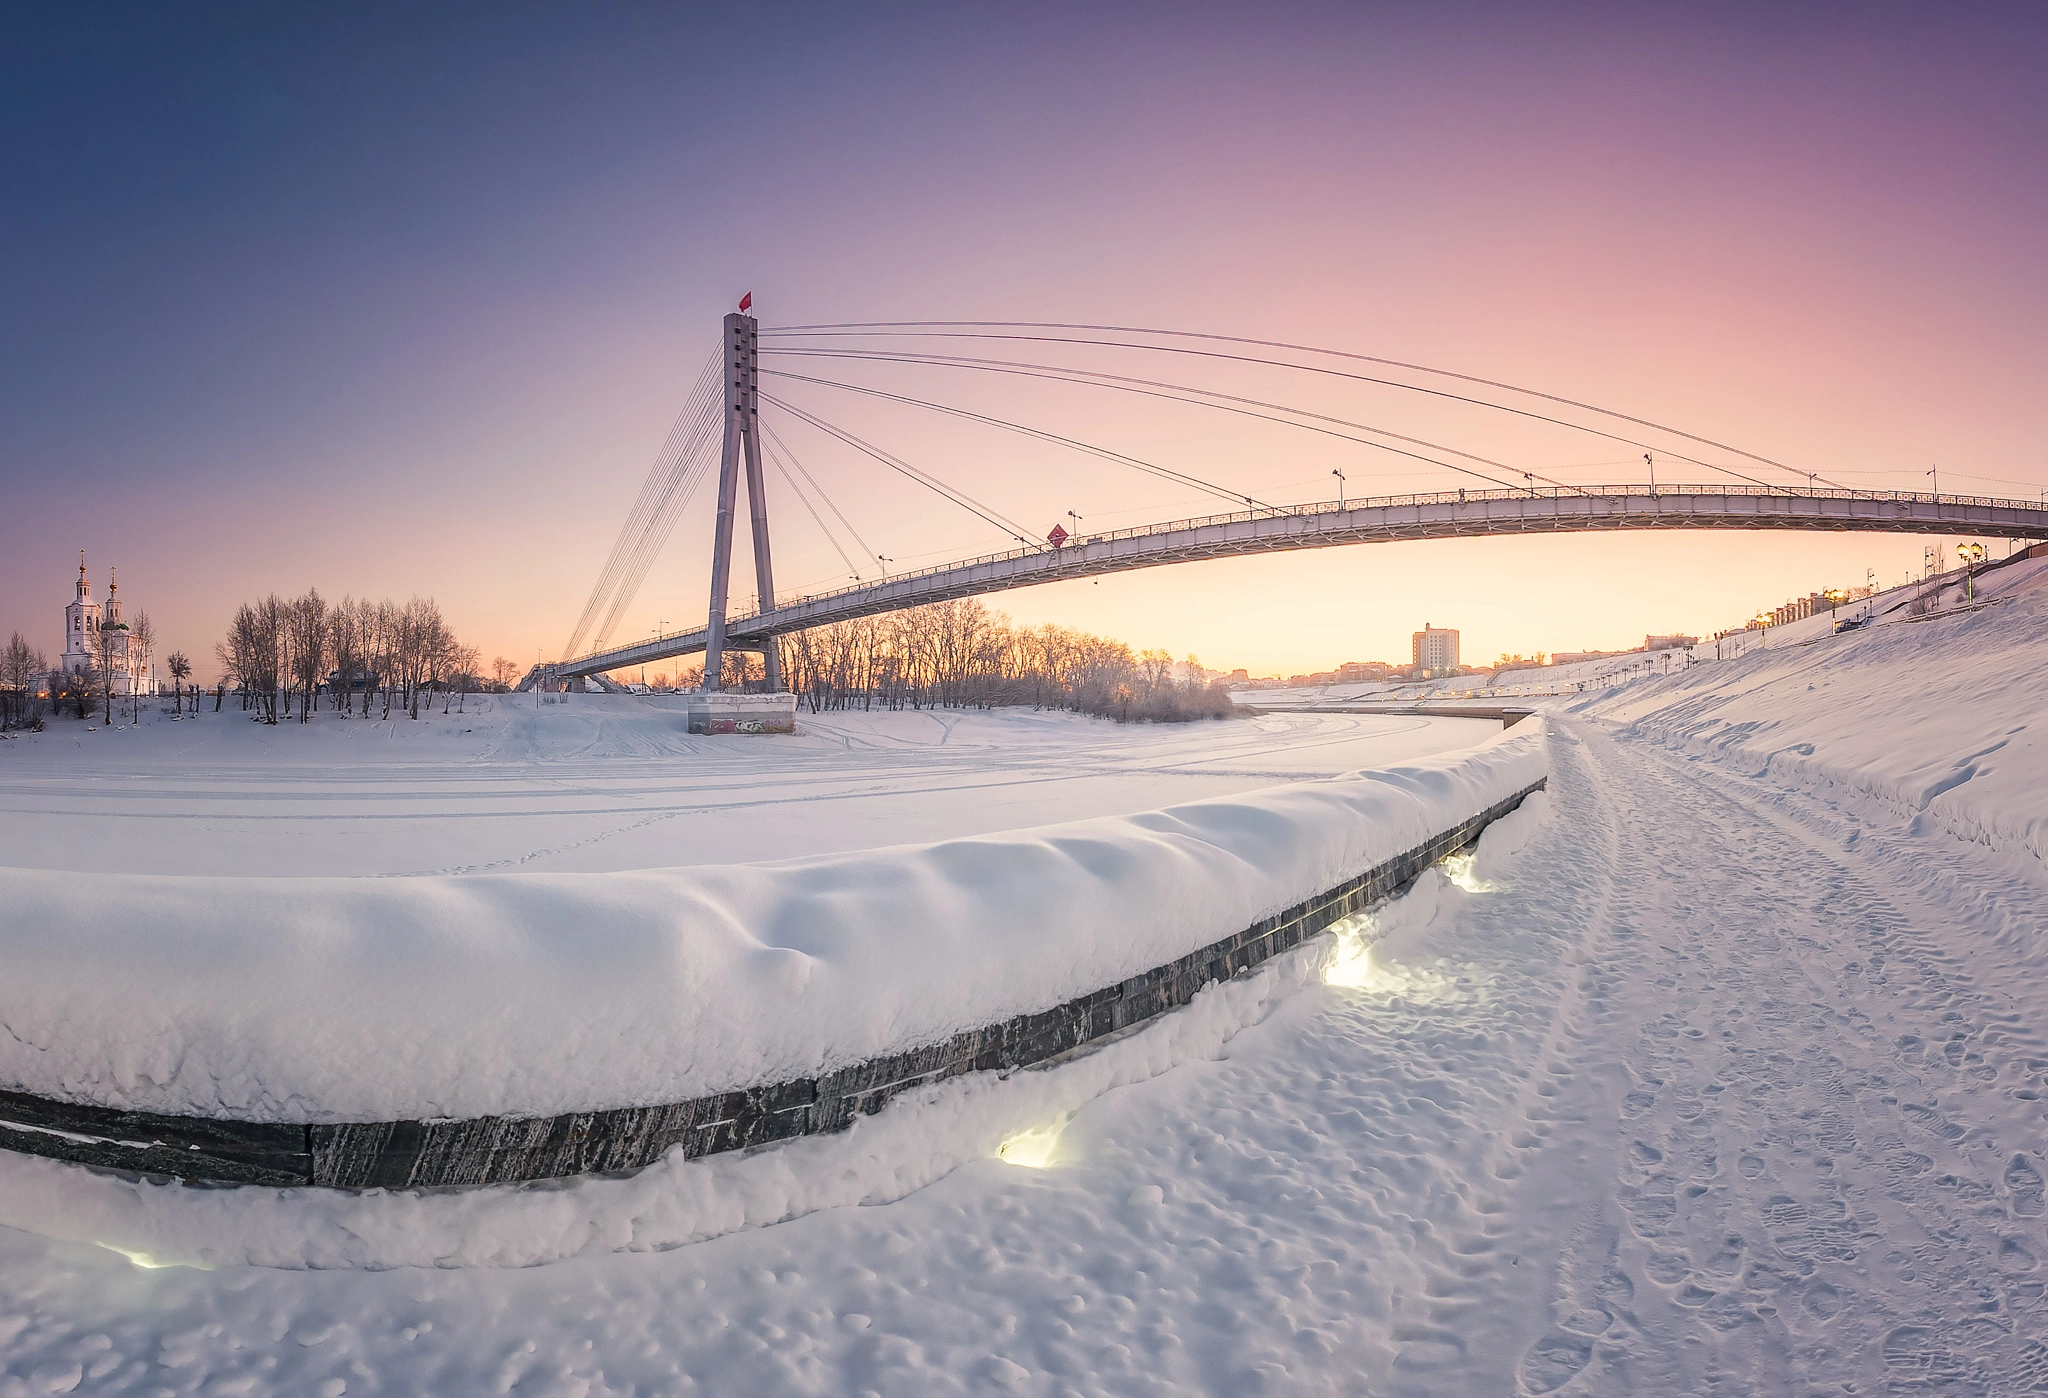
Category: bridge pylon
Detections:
[{"x1": 703, "y1": 309, "x2": 782, "y2": 691}]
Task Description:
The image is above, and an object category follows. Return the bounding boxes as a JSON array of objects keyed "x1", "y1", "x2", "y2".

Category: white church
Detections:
[{"x1": 59, "y1": 552, "x2": 156, "y2": 696}]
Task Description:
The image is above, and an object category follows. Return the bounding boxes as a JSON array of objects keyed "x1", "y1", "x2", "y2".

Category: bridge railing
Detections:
[
  {"x1": 722, "y1": 483, "x2": 2037, "y2": 627},
  {"x1": 562, "y1": 483, "x2": 2042, "y2": 669}
]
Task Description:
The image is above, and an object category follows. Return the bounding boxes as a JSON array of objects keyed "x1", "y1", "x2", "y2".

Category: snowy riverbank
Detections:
[
  {"x1": 0, "y1": 720, "x2": 1546, "y2": 1123},
  {"x1": 1576, "y1": 562, "x2": 2048, "y2": 862}
]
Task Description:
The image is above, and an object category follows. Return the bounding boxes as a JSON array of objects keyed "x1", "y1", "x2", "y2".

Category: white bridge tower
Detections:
[{"x1": 702, "y1": 309, "x2": 782, "y2": 691}]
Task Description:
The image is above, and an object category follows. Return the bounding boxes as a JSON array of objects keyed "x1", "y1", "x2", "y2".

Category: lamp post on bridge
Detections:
[{"x1": 1332, "y1": 469, "x2": 1346, "y2": 509}]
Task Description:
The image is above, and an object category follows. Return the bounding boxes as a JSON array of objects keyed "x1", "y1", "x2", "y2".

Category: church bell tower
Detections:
[{"x1": 61, "y1": 551, "x2": 100, "y2": 676}]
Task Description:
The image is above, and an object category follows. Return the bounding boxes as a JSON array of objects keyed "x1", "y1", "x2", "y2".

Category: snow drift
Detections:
[
  {"x1": 1579, "y1": 566, "x2": 2048, "y2": 862},
  {"x1": 0, "y1": 721, "x2": 1547, "y2": 1125},
  {"x1": 0, "y1": 791, "x2": 1560, "y2": 1272}
]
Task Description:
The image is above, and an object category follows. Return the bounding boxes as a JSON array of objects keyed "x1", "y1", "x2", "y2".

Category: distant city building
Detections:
[
  {"x1": 59, "y1": 553, "x2": 154, "y2": 696},
  {"x1": 1721, "y1": 583, "x2": 1876, "y2": 635},
  {"x1": 1644, "y1": 634, "x2": 1698, "y2": 652},
  {"x1": 1222, "y1": 660, "x2": 1397, "y2": 690},
  {"x1": 1411, "y1": 623, "x2": 1459, "y2": 677}
]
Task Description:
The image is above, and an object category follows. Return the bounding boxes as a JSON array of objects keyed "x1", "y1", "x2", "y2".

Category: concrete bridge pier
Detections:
[{"x1": 704, "y1": 309, "x2": 784, "y2": 694}]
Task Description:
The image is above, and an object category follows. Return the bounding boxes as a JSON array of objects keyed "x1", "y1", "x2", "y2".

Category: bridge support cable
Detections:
[
  {"x1": 761, "y1": 353, "x2": 1539, "y2": 497},
  {"x1": 560, "y1": 355, "x2": 714, "y2": 657},
  {"x1": 761, "y1": 324, "x2": 1810, "y2": 492},
  {"x1": 759, "y1": 366, "x2": 1276, "y2": 511},
  {"x1": 586, "y1": 390, "x2": 724, "y2": 654},
  {"x1": 760, "y1": 391, "x2": 1045, "y2": 551},
  {"x1": 759, "y1": 416, "x2": 884, "y2": 577},
  {"x1": 560, "y1": 351, "x2": 722, "y2": 658},
  {"x1": 759, "y1": 425, "x2": 867, "y2": 583}
]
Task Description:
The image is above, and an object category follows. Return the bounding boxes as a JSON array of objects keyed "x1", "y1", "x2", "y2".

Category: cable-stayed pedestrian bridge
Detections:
[{"x1": 542, "y1": 482, "x2": 2048, "y2": 683}]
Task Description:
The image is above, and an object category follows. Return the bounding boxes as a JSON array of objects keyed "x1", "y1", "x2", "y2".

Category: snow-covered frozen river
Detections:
[{"x1": 0, "y1": 701, "x2": 1497, "y2": 877}]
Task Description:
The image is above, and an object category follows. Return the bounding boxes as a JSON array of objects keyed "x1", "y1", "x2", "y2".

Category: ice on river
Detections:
[{"x1": 0, "y1": 699, "x2": 1498, "y2": 877}]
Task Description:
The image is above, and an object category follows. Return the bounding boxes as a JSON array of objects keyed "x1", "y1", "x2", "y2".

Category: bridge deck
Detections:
[{"x1": 540, "y1": 484, "x2": 2048, "y2": 681}]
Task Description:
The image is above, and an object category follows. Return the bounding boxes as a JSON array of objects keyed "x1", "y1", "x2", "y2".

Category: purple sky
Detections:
[{"x1": 4, "y1": 3, "x2": 2043, "y2": 678}]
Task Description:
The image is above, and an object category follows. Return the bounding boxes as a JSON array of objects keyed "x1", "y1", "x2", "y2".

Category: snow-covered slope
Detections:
[
  {"x1": 0, "y1": 722, "x2": 1545, "y2": 1122},
  {"x1": 1576, "y1": 564, "x2": 2048, "y2": 861}
]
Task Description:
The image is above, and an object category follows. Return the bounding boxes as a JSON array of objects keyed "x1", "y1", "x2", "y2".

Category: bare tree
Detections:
[
  {"x1": 215, "y1": 596, "x2": 284, "y2": 722},
  {"x1": 93, "y1": 606, "x2": 125, "y2": 725},
  {"x1": 128, "y1": 610, "x2": 156, "y2": 721},
  {"x1": 398, "y1": 597, "x2": 449, "y2": 719},
  {"x1": 285, "y1": 590, "x2": 330, "y2": 722},
  {"x1": 1138, "y1": 648, "x2": 1173, "y2": 693},
  {"x1": 2, "y1": 632, "x2": 46, "y2": 729},
  {"x1": 329, "y1": 597, "x2": 363, "y2": 716},
  {"x1": 166, "y1": 650, "x2": 191, "y2": 713},
  {"x1": 451, "y1": 644, "x2": 482, "y2": 712}
]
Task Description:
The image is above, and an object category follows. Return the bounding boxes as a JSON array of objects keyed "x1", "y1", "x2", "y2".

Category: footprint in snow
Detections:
[
  {"x1": 2005, "y1": 1154, "x2": 2045, "y2": 1216},
  {"x1": 1801, "y1": 1279, "x2": 1844, "y2": 1319},
  {"x1": 1518, "y1": 1335, "x2": 1593, "y2": 1394},
  {"x1": 2016, "y1": 1339, "x2": 2048, "y2": 1391},
  {"x1": 1934, "y1": 1173, "x2": 1995, "y2": 1205},
  {"x1": 1696, "y1": 1233, "x2": 1746, "y2": 1277},
  {"x1": 1882, "y1": 1150, "x2": 1933, "y2": 1186},
  {"x1": 1900, "y1": 1102, "x2": 1966, "y2": 1140}
]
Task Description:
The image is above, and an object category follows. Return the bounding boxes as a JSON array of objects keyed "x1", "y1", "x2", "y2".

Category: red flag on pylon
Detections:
[{"x1": 738, "y1": 292, "x2": 753, "y2": 313}]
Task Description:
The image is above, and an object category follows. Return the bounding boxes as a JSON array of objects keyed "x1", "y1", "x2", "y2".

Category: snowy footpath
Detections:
[{"x1": 3, "y1": 591, "x2": 2046, "y2": 1394}]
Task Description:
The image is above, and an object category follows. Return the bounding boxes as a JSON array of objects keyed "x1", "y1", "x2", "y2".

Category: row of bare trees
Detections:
[
  {"x1": 215, "y1": 591, "x2": 482, "y2": 723},
  {"x1": 1, "y1": 624, "x2": 159, "y2": 727},
  {"x1": 764, "y1": 599, "x2": 1235, "y2": 723}
]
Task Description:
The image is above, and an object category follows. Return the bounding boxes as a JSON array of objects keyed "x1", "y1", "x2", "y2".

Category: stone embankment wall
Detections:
[{"x1": 0, "y1": 780, "x2": 1542, "y2": 1190}]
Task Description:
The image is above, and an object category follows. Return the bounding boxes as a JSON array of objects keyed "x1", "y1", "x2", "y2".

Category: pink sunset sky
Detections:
[{"x1": 3, "y1": 5, "x2": 2043, "y2": 679}]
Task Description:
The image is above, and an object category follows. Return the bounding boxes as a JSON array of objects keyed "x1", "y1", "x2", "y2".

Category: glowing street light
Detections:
[{"x1": 1958, "y1": 541, "x2": 1986, "y2": 602}]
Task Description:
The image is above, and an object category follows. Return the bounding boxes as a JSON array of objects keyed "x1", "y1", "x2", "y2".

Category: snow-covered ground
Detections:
[
  {"x1": 0, "y1": 720, "x2": 1545, "y2": 1124},
  {"x1": 4, "y1": 576, "x2": 2047, "y2": 1394},
  {"x1": 0, "y1": 701, "x2": 1495, "y2": 877},
  {"x1": 1576, "y1": 549, "x2": 2048, "y2": 861}
]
